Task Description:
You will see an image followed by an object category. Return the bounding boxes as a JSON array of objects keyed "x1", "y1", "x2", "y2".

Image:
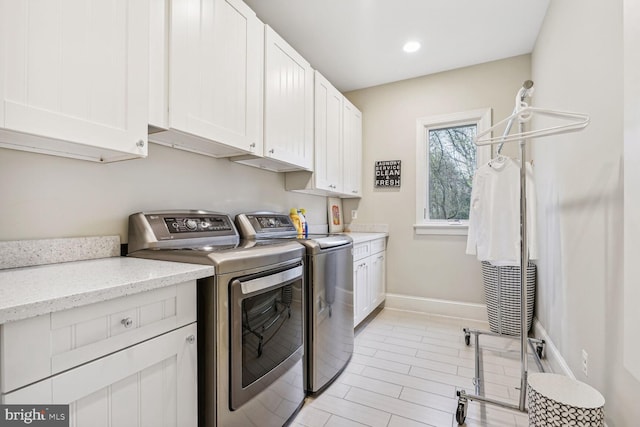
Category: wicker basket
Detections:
[{"x1": 481, "y1": 261, "x2": 536, "y2": 335}]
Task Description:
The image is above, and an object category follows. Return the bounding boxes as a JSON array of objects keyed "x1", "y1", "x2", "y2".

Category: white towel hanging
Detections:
[{"x1": 466, "y1": 157, "x2": 537, "y2": 265}]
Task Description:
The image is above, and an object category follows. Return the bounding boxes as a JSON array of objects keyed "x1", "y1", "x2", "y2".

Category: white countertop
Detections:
[
  {"x1": 0, "y1": 232, "x2": 388, "y2": 324},
  {"x1": 0, "y1": 257, "x2": 214, "y2": 324},
  {"x1": 344, "y1": 232, "x2": 388, "y2": 244}
]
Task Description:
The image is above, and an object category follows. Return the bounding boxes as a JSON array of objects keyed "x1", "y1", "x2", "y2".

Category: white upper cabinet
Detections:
[
  {"x1": 342, "y1": 97, "x2": 363, "y2": 197},
  {"x1": 253, "y1": 25, "x2": 314, "y2": 171},
  {"x1": 149, "y1": 0, "x2": 264, "y2": 158},
  {"x1": 314, "y1": 71, "x2": 344, "y2": 193},
  {"x1": 0, "y1": 0, "x2": 149, "y2": 162},
  {"x1": 286, "y1": 74, "x2": 362, "y2": 197}
]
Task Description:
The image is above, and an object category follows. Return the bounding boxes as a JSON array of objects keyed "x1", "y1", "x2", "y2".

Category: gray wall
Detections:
[
  {"x1": 623, "y1": 0, "x2": 640, "y2": 388},
  {"x1": 344, "y1": 54, "x2": 531, "y2": 304},
  {"x1": 0, "y1": 143, "x2": 327, "y2": 242},
  {"x1": 532, "y1": 0, "x2": 638, "y2": 425}
]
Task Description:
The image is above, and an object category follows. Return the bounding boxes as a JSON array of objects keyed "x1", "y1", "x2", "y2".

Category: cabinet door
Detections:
[
  {"x1": 4, "y1": 324, "x2": 198, "y2": 427},
  {"x1": 0, "y1": 0, "x2": 148, "y2": 162},
  {"x1": 264, "y1": 26, "x2": 314, "y2": 170},
  {"x1": 370, "y1": 252, "x2": 386, "y2": 308},
  {"x1": 169, "y1": 0, "x2": 263, "y2": 153},
  {"x1": 314, "y1": 71, "x2": 343, "y2": 193},
  {"x1": 343, "y1": 99, "x2": 363, "y2": 197},
  {"x1": 353, "y1": 259, "x2": 371, "y2": 327},
  {"x1": 149, "y1": 0, "x2": 170, "y2": 130}
]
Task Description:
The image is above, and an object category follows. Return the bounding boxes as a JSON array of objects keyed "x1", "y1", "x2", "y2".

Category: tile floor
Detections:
[{"x1": 292, "y1": 308, "x2": 548, "y2": 427}]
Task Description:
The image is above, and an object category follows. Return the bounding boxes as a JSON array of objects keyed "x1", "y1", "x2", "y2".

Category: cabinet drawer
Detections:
[
  {"x1": 0, "y1": 281, "x2": 196, "y2": 393},
  {"x1": 3, "y1": 322, "x2": 198, "y2": 427},
  {"x1": 370, "y1": 238, "x2": 386, "y2": 254},
  {"x1": 352, "y1": 242, "x2": 371, "y2": 261}
]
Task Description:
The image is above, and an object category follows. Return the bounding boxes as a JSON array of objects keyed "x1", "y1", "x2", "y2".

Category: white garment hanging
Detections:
[{"x1": 465, "y1": 156, "x2": 537, "y2": 266}]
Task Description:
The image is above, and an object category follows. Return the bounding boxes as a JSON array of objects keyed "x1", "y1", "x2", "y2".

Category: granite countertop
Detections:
[
  {"x1": 0, "y1": 231, "x2": 387, "y2": 325},
  {"x1": 0, "y1": 255, "x2": 214, "y2": 325},
  {"x1": 345, "y1": 232, "x2": 388, "y2": 244}
]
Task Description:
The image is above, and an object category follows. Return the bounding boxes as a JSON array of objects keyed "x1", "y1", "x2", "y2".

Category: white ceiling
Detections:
[{"x1": 243, "y1": 0, "x2": 551, "y2": 92}]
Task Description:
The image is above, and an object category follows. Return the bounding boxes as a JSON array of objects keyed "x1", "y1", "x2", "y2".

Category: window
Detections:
[{"x1": 415, "y1": 109, "x2": 491, "y2": 235}]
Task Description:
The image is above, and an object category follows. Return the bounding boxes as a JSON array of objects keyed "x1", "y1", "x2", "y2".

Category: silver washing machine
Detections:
[
  {"x1": 236, "y1": 212, "x2": 354, "y2": 395},
  {"x1": 128, "y1": 210, "x2": 306, "y2": 426}
]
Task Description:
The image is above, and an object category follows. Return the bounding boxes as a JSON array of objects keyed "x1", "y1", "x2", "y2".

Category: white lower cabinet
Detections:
[
  {"x1": 353, "y1": 238, "x2": 387, "y2": 327},
  {"x1": 4, "y1": 324, "x2": 197, "y2": 427},
  {"x1": 354, "y1": 257, "x2": 371, "y2": 326},
  {"x1": 370, "y1": 250, "x2": 386, "y2": 310},
  {"x1": 0, "y1": 282, "x2": 197, "y2": 427}
]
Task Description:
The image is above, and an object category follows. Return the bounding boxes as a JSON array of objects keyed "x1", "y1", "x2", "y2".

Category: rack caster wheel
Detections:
[
  {"x1": 536, "y1": 341, "x2": 545, "y2": 359},
  {"x1": 455, "y1": 390, "x2": 468, "y2": 425},
  {"x1": 455, "y1": 402, "x2": 466, "y2": 425}
]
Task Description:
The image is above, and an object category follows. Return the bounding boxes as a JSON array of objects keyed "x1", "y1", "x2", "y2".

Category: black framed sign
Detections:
[{"x1": 374, "y1": 160, "x2": 401, "y2": 187}]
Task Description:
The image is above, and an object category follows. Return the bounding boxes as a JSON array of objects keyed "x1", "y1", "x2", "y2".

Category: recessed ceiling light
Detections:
[{"x1": 403, "y1": 41, "x2": 421, "y2": 53}]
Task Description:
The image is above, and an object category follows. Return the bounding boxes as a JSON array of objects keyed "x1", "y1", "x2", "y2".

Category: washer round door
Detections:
[{"x1": 228, "y1": 263, "x2": 304, "y2": 410}]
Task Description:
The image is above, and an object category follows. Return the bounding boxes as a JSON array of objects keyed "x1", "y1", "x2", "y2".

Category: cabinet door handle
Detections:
[
  {"x1": 186, "y1": 334, "x2": 196, "y2": 344},
  {"x1": 121, "y1": 317, "x2": 133, "y2": 328},
  {"x1": 136, "y1": 139, "x2": 145, "y2": 148},
  {"x1": 250, "y1": 143, "x2": 256, "y2": 149},
  {"x1": 268, "y1": 148, "x2": 275, "y2": 154}
]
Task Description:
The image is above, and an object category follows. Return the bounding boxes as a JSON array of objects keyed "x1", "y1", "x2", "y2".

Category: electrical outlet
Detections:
[
  {"x1": 351, "y1": 210, "x2": 358, "y2": 220},
  {"x1": 582, "y1": 349, "x2": 589, "y2": 377}
]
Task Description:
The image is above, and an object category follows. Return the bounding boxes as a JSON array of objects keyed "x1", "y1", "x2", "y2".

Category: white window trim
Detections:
[{"x1": 414, "y1": 108, "x2": 492, "y2": 236}]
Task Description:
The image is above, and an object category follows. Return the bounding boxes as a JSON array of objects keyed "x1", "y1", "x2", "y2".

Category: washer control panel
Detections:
[
  {"x1": 235, "y1": 213, "x2": 298, "y2": 239},
  {"x1": 164, "y1": 216, "x2": 233, "y2": 233},
  {"x1": 127, "y1": 210, "x2": 240, "y2": 253},
  {"x1": 252, "y1": 215, "x2": 294, "y2": 231}
]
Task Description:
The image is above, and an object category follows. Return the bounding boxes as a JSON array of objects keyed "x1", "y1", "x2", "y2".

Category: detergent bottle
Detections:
[
  {"x1": 298, "y1": 208, "x2": 309, "y2": 238},
  {"x1": 289, "y1": 208, "x2": 303, "y2": 237}
]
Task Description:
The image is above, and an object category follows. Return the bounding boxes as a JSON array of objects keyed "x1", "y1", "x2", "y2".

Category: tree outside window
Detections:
[
  {"x1": 415, "y1": 108, "x2": 491, "y2": 235},
  {"x1": 428, "y1": 124, "x2": 477, "y2": 220}
]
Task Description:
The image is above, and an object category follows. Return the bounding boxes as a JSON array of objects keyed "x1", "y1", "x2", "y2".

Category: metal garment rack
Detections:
[{"x1": 455, "y1": 81, "x2": 590, "y2": 425}]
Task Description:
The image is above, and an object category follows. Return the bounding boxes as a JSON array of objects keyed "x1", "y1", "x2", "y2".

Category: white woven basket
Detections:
[{"x1": 480, "y1": 261, "x2": 536, "y2": 335}]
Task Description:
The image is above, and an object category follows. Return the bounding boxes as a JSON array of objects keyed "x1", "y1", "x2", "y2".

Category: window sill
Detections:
[{"x1": 414, "y1": 223, "x2": 468, "y2": 236}]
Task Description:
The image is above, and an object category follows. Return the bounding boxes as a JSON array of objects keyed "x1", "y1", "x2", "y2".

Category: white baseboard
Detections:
[
  {"x1": 532, "y1": 318, "x2": 575, "y2": 379},
  {"x1": 384, "y1": 293, "x2": 489, "y2": 322}
]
